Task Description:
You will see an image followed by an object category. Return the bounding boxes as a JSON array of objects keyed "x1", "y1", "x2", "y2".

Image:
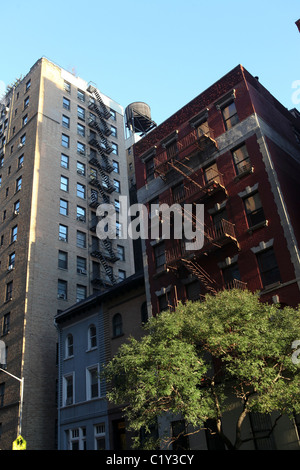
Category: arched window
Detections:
[
  {"x1": 88, "y1": 324, "x2": 97, "y2": 349},
  {"x1": 112, "y1": 313, "x2": 123, "y2": 337},
  {"x1": 65, "y1": 334, "x2": 73, "y2": 358}
]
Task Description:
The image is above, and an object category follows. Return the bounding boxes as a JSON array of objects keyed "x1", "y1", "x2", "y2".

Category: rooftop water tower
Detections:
[{"x1": 125, "y1": 102, "x2": 156, "y2": 136}]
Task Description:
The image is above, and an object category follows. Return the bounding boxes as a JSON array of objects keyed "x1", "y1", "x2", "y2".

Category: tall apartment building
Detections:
[
  {"x1": 132, "y1": 65, "x2": 300, "y2": 449},
  {"x1": 0, "y1": 57, "x2": 134, "y2": 450}
]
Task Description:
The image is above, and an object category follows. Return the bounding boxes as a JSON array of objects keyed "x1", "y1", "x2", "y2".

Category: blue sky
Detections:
[{"x1": 1, "y1": 0, "x2": 299, "y2": 125}]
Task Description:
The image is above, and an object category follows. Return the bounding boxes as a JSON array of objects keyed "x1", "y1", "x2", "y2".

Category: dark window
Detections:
[
  {"x1": 171, "y1": 420, "x2": 189, "y2": 450},
  {"x1": 112, "y1": 313, "x2": 123, "y2": 337},
  {"x1": 232, "y1": 144, "x2": 251, "y2": 175},
  {"x1": 222, "y1": 101, "x2": 239, "y2": 130},
  {"x1": 154, "y1": 243, "x2": 166, "y2": 269},
  {"x1": 257, "y1": 248, "x2": 281, "y2": 288},
  {"x1": 244, "y1": 192, "x2": 265, "y2": 227},
  {"x1": 145, "y1": 158, "x2": 154, "y2": 182}
]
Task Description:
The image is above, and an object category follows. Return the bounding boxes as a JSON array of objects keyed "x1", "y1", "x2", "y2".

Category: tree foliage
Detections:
[{"x1": 104, "y1": 289, "x2": 300, "y2": 449}]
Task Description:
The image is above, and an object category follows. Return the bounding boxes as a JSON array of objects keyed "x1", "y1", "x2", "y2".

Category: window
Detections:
[
  {"x1": 20, "y1": 133, "x2": 26, "y2": 146},
  {"x1": 111, "y1": 142, "x2": 118, "y2": 155},
  {"x1": 76, "y1": 285, "x2": 87, "y2": 302},
  {"x1": 24, "y1": 97, "x2": 29, "y2": 110},
  {"x1": 154, "y1": 243, "x2": 166, "y2": 269},
  {"x1": 68, "y1": 427, "x2": 86, "y2": 450},
  {"x1": 8, "y1": 252, "x2": 15, "y2": 270},
  {"x1": 25, "y1": 79, "x2": 31, "y2": 91},
  {"x1": 18, "y1": 154, "x2": 24, "y2": 169},
  {"x1": 222, "y1": 263, "x2": 241, "y2": 286},
  {"x1": 171, "y1": 420, "x2": 189, "y2": 451},
  {"x1": 94, "y1": 424, "x2": 106, "y2": 450},
  {"x1": 62, "y1": 115, "x2": 70, "y2": 129},
  {"x1": 110, "y1": 126, "x2": 117, "y2": 138},
  {"x1": 114, "y1": 199, "x2": 120, "y2": 213},
  {"x1": 58, "y1": 251, "x2": 68, "y2": 270},
  {"x1": 3, "y1": 313, "x2": 10, "y2": 335},
  {"x1": 158, "y1": 294, "x2": 169, "y2": 312},
  {"x1": 61, "y1": 153, "x2": 69, "y2": 169},
  {"x1": 88, "y1": 325, "x2": 97, "y2": 349},
  {"x1": 204, "y1": 163, "x2": 220, "y2": 185},
  {"x1": 58, "y1": 280, "x2": 67, "y2": 300},
  {"x1": 11, "y1": 225, "x2": 18, "y2": 243},
  {"x1": 6, "y1": 281, "x2": 13, "y2": 301},
  {"x1": 110, "y1": 109, "x2": 116, "y2": 121},
  {"x1": 86, "y1": 365, "x2": 100, "y2": 399},
  {"x1": 22, "y1": 114, "x2": 28, "y2": 127},
  {"x1": 244, "y1": 192, "x2": 265, "y2": 227},
  {"x1": 249, "y1": 413, "x2": 276, "y2": 450},
  {"x1": 60, "y1": 175, "x2": 69, "y2": 192},
  {"x1": 63, "y1": 97, "x2": 70, "y2": 110},
  {"x1": 77, "y1": 123, "x2": 85, "y2": 137},
  {"x1": 113, "y1": 179, "x2": 120, "y2": 193},
  {"x1": 145, "y1": 158, "x2": 154, "y2": 182},
  {"x1": 65, "y1": 334, "x2": 73, "y2": 358},
  {"x1": 77, "y1": 106, "x2": 85, "y2": 120},
  {"x1": 16, "y1": 176, "x2": 22, "y2": 192},
  {"x1": 186, "y1": 280, "x2": 202, "y2": 301},
  {"x1": 59, "y1": 199, "x2": 68, "y2": 216},
  {"x1": 59, "y1": 224, "x2": 68, "y2": 242},
  {"x1": 77, "y1": 257, "x2": 87, "y2": 275},
  {"x1": 14, "y1": 200, "x2": 20, "y2": 215},
  {"x1": 222, "y1": 101, "x2": 239, "y2": 130},
  {"x1": 117, "y1": 245, "x2": 125, "y2": 261},
  {"x1": 112, "y1": 160, "x2": 119, "y2": 173},
  {"x1": 64, "y1": 81, "x2": 71, "y2": 93},
  {"x1": 77, "y1": 90, "x2": 85, "y2": 102},
  {"x1": 116, "y1": 221, "x2": 122, "y2": 238},
  {"x1": 77, "y1": 141, "x2": 86, "y2": 155},
  {"x1": 257, "y1": 248, "x2": 281, "y2": 288},
  {"x1": 63, "y1": 374, "x2": 74, "y2": 406},
  {"x1": 118, "y1": 270, "x2": 126, "y2": 282},
  {"x1": 232, "y1": 144, "x2": 251, "y2": 175},
  {"x1": 77, "y1": 183, "x2": 86, "y2": 199},
  {"x1": 112, "y1": 313, "x2": 123, "y2": 337},
  {"x1": 77, "y1": 161, "x2": 85, "y2": 176},
  {"x1": 76, "y1": 206, "x2": 86, "y2": 222},
  {"x1": 77, "y1": 231, "x2": 86, "y2": 248},
  {"x1": 61, "y1": 134, "x2": 69, "y2": 148}
]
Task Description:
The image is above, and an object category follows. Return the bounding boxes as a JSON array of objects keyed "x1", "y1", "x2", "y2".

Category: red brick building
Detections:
[{"x1": 133, "y1": 65, "x2": 300, "y2": 316}]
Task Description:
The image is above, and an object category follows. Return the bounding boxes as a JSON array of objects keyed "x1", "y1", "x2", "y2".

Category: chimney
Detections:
[{"x1": 296, "y1": 19, "x2": 300, "y2": 33}]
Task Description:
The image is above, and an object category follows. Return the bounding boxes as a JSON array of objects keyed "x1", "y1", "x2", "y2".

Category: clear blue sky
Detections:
[{"x1": 1, "y1": 0, "x2": 299, "y2": 125}]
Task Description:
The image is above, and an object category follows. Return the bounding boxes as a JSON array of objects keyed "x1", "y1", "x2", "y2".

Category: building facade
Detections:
[
  {"x1": 132, "y1": 65, "x2": 300, "y2": 449},
  {"x1": 0, "y1": 58, "x2": 134, "y2": 449},
  {"x1": 55, "y1": 271, "x2": 146, "y2": 450}
]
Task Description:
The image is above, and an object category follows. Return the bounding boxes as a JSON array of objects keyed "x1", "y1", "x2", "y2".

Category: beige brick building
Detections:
[{"x1": 0, "y1": 57, "x2": 135, "y2": 449}]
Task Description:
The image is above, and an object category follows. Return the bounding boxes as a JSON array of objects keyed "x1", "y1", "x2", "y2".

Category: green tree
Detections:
[{"x1": 104, "y1": 289, "x2": 300, "y2": 450}]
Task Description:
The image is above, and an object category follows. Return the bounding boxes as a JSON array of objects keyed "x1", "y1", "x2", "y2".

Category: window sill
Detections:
[
  {"x1": 234, "y1": 166, "x2": 254, "y2": 182},
  {"x1": 247, "y1": 220, "x2": 268, "y2": 234}
]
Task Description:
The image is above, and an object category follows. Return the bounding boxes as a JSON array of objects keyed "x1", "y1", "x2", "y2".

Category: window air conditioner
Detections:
[{"x1": 58, "y1": 293, "x2": 66, "y2": 300}]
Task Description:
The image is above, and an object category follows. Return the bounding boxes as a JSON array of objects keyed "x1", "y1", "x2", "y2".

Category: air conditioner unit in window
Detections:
[
  {"x1": 18, "y1": 143, "x2": 23, "y2": 149},
  {"x1": 58, "y1": 293, "x2": 66, "y2": 300},
  {"x1": 7, "y1": 265, "x2": 14, "y2": 272},
  {"x1": 59, "y1": 236, "x2": 67, "y2": 241},
  {"x1": 13, "y1": 210, "x2": 19, "y2": 216},
  {"x1": 77, "y1": 215, "x2": 85, "y2": 222},
  {"x1": 77, "y1": 268, "x2": 87, "y2": 275}
]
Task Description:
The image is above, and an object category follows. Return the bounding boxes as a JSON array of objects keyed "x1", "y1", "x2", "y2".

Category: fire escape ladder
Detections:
[
  {"x1": 101, "y1": 239, "x2": 119, "y2": 262},
  {"x1": 88, "y1": 86, "x2": 111, "y2": 120},
  {"x1": 181, "y1": 259, "x2": 219, "y2": 295},
  {"x1": 94, "y1": 250, "x2": 117, "y2": 285}
]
